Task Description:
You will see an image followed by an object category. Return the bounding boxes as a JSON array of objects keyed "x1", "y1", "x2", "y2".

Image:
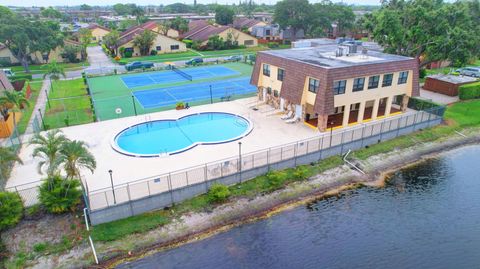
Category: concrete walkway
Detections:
[
  {"x1": 23, "y1": 79, "x2": 51, "y2": 137},
  {"x1": 86, "y1": 45, "x2": 116, "y2": 68}
]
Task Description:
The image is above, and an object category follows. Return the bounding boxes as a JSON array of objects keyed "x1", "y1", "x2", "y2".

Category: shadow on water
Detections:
[{"x1": 117, "y1": 145, "x2": 480, "y2": 269}]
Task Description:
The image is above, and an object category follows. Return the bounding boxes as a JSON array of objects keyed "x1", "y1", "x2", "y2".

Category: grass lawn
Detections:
[
  {"x1": 16, "y1": 80, "x2": 44, "y2": 134},
  {"x1": 9, "y1": 62, "x2": 88, "y2": 75},
  {"x1": 90, "y1": 100, "x2": 480, "y2": 242},
  {"x1": 44, "y1": 78, "x2": 94, "y2": 129}
]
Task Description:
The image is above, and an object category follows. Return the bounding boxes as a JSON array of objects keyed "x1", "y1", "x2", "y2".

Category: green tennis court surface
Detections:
[{"x1": 87, "y1": 62, "x2": 254, "y2": 121}]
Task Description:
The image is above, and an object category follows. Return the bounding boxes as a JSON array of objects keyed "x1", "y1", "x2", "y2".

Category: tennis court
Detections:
[
  {"x1": 121, "y1": 66, "x2": 240, "y2": 88},
  {"x1": 133, "y1": 77, "x2": 256, "y2": 109}
]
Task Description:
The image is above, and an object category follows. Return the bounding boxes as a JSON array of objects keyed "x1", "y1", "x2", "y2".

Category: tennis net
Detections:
[{"x1": 171, "y1": 66, "x2": 193, "y2": 81}]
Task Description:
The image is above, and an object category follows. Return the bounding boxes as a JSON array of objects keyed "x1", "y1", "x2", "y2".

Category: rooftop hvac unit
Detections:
[
  {"x1": 361, "y1": 48, "x2": 369, "y2": 59},
  {"x1": 335, "y1": 47, "x2": 344, "y2": 57}
]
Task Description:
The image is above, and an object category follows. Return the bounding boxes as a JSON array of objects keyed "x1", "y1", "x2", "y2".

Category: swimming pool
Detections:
[{"x1": 113, "y1": 112, "x2": 252, "y2": 157}]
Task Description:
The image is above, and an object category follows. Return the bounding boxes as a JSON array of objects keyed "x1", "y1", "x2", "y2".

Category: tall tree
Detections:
[
  {"x1": 170, "y1": 16, "x2": 189, "y2": 34},
  {"x1": 157, "y1": 20, "x2": 172, "y2": 36},
  {"x1": 133, "y1": 30, "x2": 156, "y2": 56},
  {"x1": 274, "y1": 0, "x2": 312, "y2": 41},
  {"x1": 103, "y1": 30, "x2": 121, "y2": 56},
  {"x1": 58, "y1": 140, "x2": 96, "y2": 180},
  {"x1": 30, "y1": 130, "x2": 69, "y2": 177},
  {"x1": 31, "y1": 21, "x2": 64, "y2": 63},
  {"x1": 215, "y1": 6, "x2": 235, "y2": 25},
  {"x1": 368, "y1": 0, "x2": 480, "y2": 68},
  {"x1": 77, "y1": 28, "x2": 92, "y2": 61},
  {"x1": 41, "y1": 7, "x2": 62, "y2": 19}
]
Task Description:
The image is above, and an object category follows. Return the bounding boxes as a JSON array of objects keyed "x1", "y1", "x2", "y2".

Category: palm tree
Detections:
[
  {"x1": 77, "y1": 28, "x2": 92, "y2": 61},
  {"x1": 0, "y1": 91, "x2": 29, "y2": 137},
  {"x1": 132, "y1": 30, "x2": 156, "y2": 56},
  {"x1": 0, "y1": 146, "x2": 22, "y2": 181},
  {"x1": 29, "y1": 129, "x2": 68, "y2": 177},
  {"x1": 58, "y1": 140, "x2": 96, "y2": 180},
  {"x1": 43, "y1": 60, "x2": 66, "y2": 92}
]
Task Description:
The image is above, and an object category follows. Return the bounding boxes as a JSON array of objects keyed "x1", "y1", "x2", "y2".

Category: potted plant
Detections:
[{"x1": 176, "y1": 102, "x2": 185, "y2": 110}]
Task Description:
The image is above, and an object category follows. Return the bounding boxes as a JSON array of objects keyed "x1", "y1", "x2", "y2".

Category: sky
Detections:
[{"x1": 0, "y1": 0, "x2": 383, "y2": 7}]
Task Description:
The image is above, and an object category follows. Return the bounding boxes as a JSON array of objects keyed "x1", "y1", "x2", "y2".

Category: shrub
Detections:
[
  {"x1": 150, "y1": 49, "x2": 157, "y2": 56},
  {"x1": 267, "y1": 42, "x2": 279, "y2": 48},
  {"x1": 419, "y1": 68, "x2": 427, "y2": 79},
  {"x1": 119, "y1": 47, "x2": 125, "y2": 57},
  {"x1": 183, "y1": 39, "x2": 193, "y2": 48},
  {"x1": 266, "y1": 170, "x2": 288, "y2": 190},
  {"x1": 114, "y1": 55, "x2": 121, "y2": 61},
  {"x1": 124, "y1": 50, "x2": 133, "y2": 58},
  {"x1": 118, "y1": 60, "x2": 128, "y2": 65},
  {"x1": 207, "y1": 183, "x2": 230, "y2": 203},
  {"x1": 459, "y1": 82, "x2": 480, "y2": 100},
  {"x1": 0, "y1": 191, "x2": 24, "y2": 231},
  {"x1": 39, "y1": 175, "x2": 82, "y2": 214},
  {"x1": 292, "y1": 166, "x2": 310, "y2": 180}
]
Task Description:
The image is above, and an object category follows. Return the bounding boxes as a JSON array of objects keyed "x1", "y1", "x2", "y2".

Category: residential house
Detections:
[
  {"x1": 181, "y1": 20, "x2": 258, "y2": 47},
  {"x1": 118, "y1": 22, "x2": 186, "y2": 57},
  {"x1": 87, "y1": 23, "x2": 111, "y2": 42},
  {"x1": 251, "y1": 24, "x2": 281, "y2": 41},
  {"x1": 122, "y1": 21, "x2": 179, "y2": 39},
  {"x1": 280, "y1": 27, "x2": 305, "y2": 41},
  {"x1": 232, "y1": 18, "x2": 266, "y2": 32},
  {"x1": 0, "y1": 39, "x2": 82, "y2": 65},
  {"x1": 250, "y1": 43, "x2": 419, "y2": 132}
]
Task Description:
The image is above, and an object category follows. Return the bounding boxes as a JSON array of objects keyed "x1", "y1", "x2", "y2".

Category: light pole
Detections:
[
  {"x1": 238, "y1": 142, "x2": 242, "y2": 182},
  {"x1": 109, "y1": 169, "x2": 116, "y2": 204},
  {"x1": 329, "y1": 121, "x2": 334, "y2": 148},
  {"x1": 209, "y1": 85, "x2": 213, "y2": 104}
]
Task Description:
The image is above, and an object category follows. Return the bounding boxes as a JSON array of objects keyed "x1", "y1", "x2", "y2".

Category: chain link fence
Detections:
[{"x1": 84, "y1": 107, "x2": 444, "y2": 224}]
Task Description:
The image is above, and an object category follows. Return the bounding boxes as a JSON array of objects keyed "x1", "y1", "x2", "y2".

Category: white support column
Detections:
[
  {"x1": 342, "y1": 105, "x2": 350, "y2": 127},
  {"x1": 280, "y1": 98, "x2": 285, "y2": 112},
  {"x1": 384, "y1": 96, "x2": 393, "y2": 117},
  {"x1": 371, "y1": 99, "x2": 379, "y2": 120},
  {"x1": 357, "y1": 101, "x2": 365, "y2": 123}
]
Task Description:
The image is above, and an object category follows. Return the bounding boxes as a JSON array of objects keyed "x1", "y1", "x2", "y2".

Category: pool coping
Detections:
[{"x1": 110, "y1": 112, "x2": 254, "y2": 158}]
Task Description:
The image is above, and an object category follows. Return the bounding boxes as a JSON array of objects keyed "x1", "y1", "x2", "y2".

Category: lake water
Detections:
[{"x1": 117, "y1": 145, "x2": 480, "y2": 269}]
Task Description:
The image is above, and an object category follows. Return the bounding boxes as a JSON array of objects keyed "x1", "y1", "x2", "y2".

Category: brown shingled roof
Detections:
[
  {"x1": 233, "y1": 18, "x2": 262, "y2": 29},
  {"x1": 121, "y1": 21, "x2": 158, "y2": 37},
  {"x1": 87, "y1": 23, "x2": 111, "y2": 32},
  {"x1": 181, "y1": 24, "x2": 231, "y2": 42}
]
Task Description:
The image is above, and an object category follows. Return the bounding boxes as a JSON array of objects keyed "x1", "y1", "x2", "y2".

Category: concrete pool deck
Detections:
[{"x1": 8, "y1": 97, "x2": 318, "y2": 191}]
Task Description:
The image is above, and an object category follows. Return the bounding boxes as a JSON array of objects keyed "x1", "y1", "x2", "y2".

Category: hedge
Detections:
[
  {"x1": 10, "y1": 73, "x2": 33, "y2": 81},
  {"x1": 459, "y1": 82, "x2": 480, "y2": 100}
]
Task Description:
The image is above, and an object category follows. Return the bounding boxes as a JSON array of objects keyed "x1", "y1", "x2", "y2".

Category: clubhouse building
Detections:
[{"x1": 250, "y1": 41, "x2": 419, "y2": 132}]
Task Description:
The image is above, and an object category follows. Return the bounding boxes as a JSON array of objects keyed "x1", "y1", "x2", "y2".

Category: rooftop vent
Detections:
[{"x1": 361, "y1": 48, "x2": 369, "y2": 59}]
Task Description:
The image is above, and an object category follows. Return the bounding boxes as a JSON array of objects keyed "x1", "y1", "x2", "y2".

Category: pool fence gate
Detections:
[{"x1": 5, "y1": 106, "x2": 445, "y2": 225}]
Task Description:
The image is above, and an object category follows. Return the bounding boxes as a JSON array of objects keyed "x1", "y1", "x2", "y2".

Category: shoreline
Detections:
[{"x1": 99, "y1": 129, "x2": 480, "y2": 269}]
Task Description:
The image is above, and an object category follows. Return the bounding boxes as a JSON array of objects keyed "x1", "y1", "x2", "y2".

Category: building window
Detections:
[
  {"x1": 170, "y1": 44, "x2": 179, "y2": 50},
  {"x1": 334, "y1": 106, "x2": 344, "y2": 114},
  {"x1": 277, "y1": 68, "x2": 284, "y2": 81},
  {"x1": 273, "y1": 90, "x2": 279, "y2": 97},
  {"x1": 92, "y1": 37, "x2": 96, "y2": 41},
  {"x1": 308, "y1": 78, "x2": 320, "y2": 93},
  {"x1": 263, "y1": 64, "x2": 270, "y2": 76},
  {"x1": 156, "y1": 46, "x2": 161, "y2": 51},
  {"x1": 382, "y1": 73, "x2": 393, "y2": 87},
  {"x1": 368, "y1": 75, "x2": 380, "y2": 89},
  {"x1": 244, "y1": 40, "x2": 254, "y2": 45},
  {"x1": 267, "y1": 87, "x2": 272, "y2": 94},
  {"x1": 352, "y1": 77, "x2": 365, "y2": 92},
  {"x1": 333, "y1": 80, "x2": 346, "y2": 95},
  {"x1": 398, "y1": 71, "x2": 409, "y2": 84},
  {"x1": 266, "y1": 29, "x2": 271, "y2": 35}
]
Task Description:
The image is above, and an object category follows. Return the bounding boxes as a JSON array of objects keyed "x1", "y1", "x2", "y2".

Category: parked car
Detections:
[
  {"x1": 185, "y1": 57, "x2": 203, "y2": 65},
  {"x1": 125, "y1": 61, "x2": 154, "y2": 71},
  {"x1": 224, "y1": 55, "x2": 243, "y2": 62},
  {"x1": 456, "y1": 67, "x2": 480, "y2": 77},
  {"x1": 2, "y1": 68, "x2": 14, "y2": 77}
]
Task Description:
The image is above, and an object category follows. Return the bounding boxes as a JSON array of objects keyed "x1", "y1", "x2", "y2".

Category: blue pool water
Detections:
[
  {"x1": 121, "y1": 66, "x2": 240, "y2": 88},
  {"x1": 114, "y1": 112, "x2": 251, "y2": 156}
]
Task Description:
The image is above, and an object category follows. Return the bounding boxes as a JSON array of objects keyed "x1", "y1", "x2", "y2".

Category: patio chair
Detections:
[
  {"x1": 281, "y1": 110, "x2": 293, "y2": 120},
  {"x1": 285, "y1": 117, "x2": 300, "y2": 124}
]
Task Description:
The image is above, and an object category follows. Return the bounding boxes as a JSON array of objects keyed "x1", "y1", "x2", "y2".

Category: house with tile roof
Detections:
[
  {"x1": 87, "y1": 23, "x2": 111, "y2": 42},
  {"x1": 118, "y1": 22, "x2": 186, "y2": 57},
  {"x1": 0, "y1": 39, "x2": 82, "y2": 65},
  {"x1": 181, "y1": 20, "x2": 258, "y2": 47},
  {"x1": 232, "y1": 18, "x2": 267, "y2": 32}
]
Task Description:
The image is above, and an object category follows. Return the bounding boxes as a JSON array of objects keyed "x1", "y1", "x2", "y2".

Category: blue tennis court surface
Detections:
[
  {"x1": 133, "y1": 77, "x2": 256, "y2": 109},
  {"x1": 121, "y1": 66, "x2": 240, "y2": 88}
]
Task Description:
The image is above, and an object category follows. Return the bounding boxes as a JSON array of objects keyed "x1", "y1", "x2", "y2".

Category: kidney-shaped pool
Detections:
[{"x1": 112, "y1": 112, "x2": 252, "y2": 157}]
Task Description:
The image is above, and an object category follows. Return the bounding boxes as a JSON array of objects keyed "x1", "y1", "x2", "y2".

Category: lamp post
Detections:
[
  {"x1": 209, "y1": 85, "x2": 213, "y2": 104},
  {"x1": 109, "y1": 169, "x2": 116, "y2": 204},
  {"x1": 329, "y1": 121, "x2": 334, "y2": 148},
  {"x1": 238, "y1": 142, "x2": 242, "y2": 182},
  {"x1": 37, "y1": 108, "x2": 46, "y2": 130}
]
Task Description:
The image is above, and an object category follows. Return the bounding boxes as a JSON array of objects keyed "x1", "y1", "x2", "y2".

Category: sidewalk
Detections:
[{"x1": 23, "y1": 79, "x2": 51, "y2": 138}]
